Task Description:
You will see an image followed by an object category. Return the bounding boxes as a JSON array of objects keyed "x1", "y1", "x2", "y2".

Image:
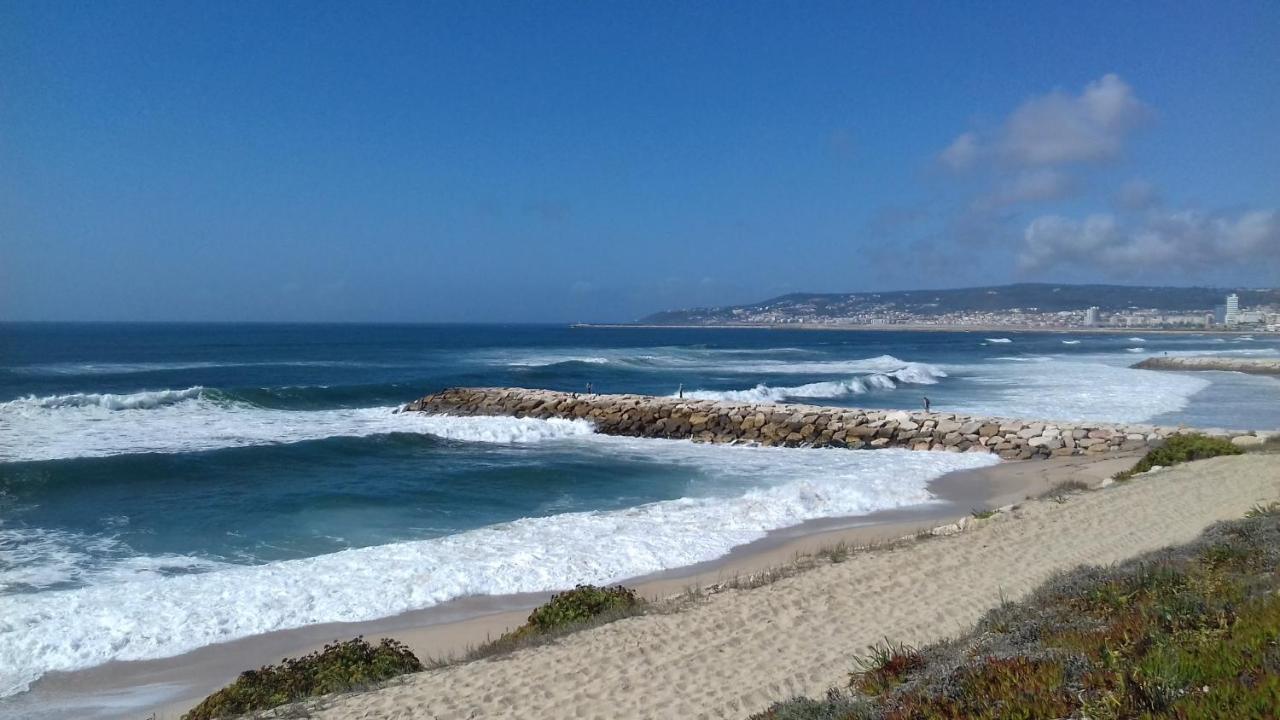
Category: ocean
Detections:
[{"x1": 2, "y1": 322, "x2": 1279, "y2": 708}]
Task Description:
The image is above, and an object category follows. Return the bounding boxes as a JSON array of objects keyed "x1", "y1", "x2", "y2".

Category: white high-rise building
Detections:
[
  {"x1": 1084, "y1": 306, "x2": 1099, "y2": 326},
  {"x1": 1225, "y1": 294, "x2": 1240, "y2": 326}
]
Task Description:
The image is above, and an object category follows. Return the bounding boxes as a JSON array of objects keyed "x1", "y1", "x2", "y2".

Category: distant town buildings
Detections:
[{"x1": 666, "y1": 290, "x2": 1278, "y2": 331}]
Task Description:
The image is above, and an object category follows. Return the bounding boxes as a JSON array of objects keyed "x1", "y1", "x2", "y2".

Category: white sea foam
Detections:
[
  {"x1": 506, "y1": 356, "x2": 612, "y2": 367},
  {"x1": 0, "y1": 528, "x2": 227, "y2": 593},
  {"x1": 0, "y1": 389, "x2": 594, "y2": 463},
  {"x1": 1126, "y1": 347, "x2": 1145, "y2": 353},
  {"x1": 0, "y1": 440, "x2": 997, "y2": 698},
  {"x1": 1061, "y1": 340, "x2": 1081, "y2": 345},
  {"x1": 488, "y1": 349, "x2": 944, "y2": 380},
  {"x1": 943, "y1": 355, "x2": 1211, "y2": 423},
  {"x1": 985, "y1": 338, "x2": 1013, "y2": 343},
  {"x1": 8, "y1": 360, "x2": 380, "y2": 376},
  {"x1": 1128, "y1": 337, "x2": 1146, "y2": 342},
  {"x1": 9, "y1": 386, "x2": 206, "y2": 411},
  {"x1": 714, "y1": 355, "x2": 947, "y2": 378},
  {"x1": 677, "y1": 357, "x2": 945, "y2": 402}
]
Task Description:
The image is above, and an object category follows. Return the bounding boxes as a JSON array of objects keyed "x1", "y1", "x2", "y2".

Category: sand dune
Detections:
[{"x1": 293, "y1": 453, "x2": 1280, "y2": 720}]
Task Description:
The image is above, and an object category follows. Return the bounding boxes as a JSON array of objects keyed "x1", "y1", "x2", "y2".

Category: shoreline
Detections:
[
  {"x1": 5, "y1": 453, "x2": 1138, "y2": 720},
  {"x1": 575, "y1": 322, "x2": 1268, "y2": 336},
  {"x1": 288, "y1": 453, "x2": 1280, "y2": 720}
]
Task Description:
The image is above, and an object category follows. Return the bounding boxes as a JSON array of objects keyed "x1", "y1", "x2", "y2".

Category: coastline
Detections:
[
  {"x1": 285, "y1": 452, "x2": 1280, "y2": 720},
  {"x1": 574, "y1": 322, "x2": 1267, "y2": 336},
  {"x1": 7, "y1": 453, "x2": 1138, "y2": 720}
]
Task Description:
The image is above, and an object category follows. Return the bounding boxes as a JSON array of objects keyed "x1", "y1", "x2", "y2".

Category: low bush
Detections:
[
  {"x1": 1114, "y1": 433, "x2": 1241, "y2": 481},
  {"x1": 751, "y1": 506, "x2": 1280, "y2": 720},
  {"x1": 444, "y1": 584, "x2": 647, "y2": 664},
  {"x1": 523, "y1": 584, "x2": 640, "y2": 635},
  {"x1": 183, "y1": 637, "x2": 423, "y2": 720}
]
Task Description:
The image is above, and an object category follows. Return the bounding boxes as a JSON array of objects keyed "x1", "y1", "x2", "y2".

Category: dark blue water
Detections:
[{"x1": 2, "y1": 323, "x2": 1278, "y2": 702}]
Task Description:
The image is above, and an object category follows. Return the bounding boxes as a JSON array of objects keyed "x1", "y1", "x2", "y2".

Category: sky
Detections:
[{"x1": 2, "y1": 1, "x2": 1278, "y2": 322}]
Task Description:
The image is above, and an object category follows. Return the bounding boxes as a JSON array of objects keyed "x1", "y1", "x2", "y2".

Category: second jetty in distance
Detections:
[
  {"x1": 404, "y1": 387, "x2": 1272, "y2": 460},
  {"x1": 1133, "y1": 356, "x2": 1280, "y2": 376}
]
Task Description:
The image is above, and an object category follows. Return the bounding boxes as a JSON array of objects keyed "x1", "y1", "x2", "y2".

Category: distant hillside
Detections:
[{"x1": 640, "y1": 283, "x2": 1280, "y2": 324}]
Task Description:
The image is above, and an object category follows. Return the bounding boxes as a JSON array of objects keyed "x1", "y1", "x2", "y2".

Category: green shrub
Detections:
[
  {"x1": 1114, "y1": 433, "x2": 1242, "y2": 481},
  {"x1": 183, "y1": 637, "x2": 422, "y2": 720},
  {"x1": 524, "y1": 584, "x2": 640, "y2": 634}
]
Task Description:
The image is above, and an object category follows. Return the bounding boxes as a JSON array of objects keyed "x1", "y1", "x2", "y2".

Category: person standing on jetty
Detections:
[
  {"x1": 586, "y1": 382, "x2": 593, "y2": 395},
  {"x1": 678, "y1": 383, "x2": 684, "y2": 399},
  {"x1": 923, "y1": 396, "x2": 931, "y2": 412}
]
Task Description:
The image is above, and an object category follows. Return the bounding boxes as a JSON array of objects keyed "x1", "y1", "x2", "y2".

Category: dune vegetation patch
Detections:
[
  {"x1": 423, "y1": 584, "x2": 648, "y2": 668},
  {"x1": 751, "y1": 503, "x2": 1280, "y2": 720},
  {"x1": 1113, "y1": 433, "x2": 1242, "y2": 481},
  {"x1": 183, "y1": 637, "x2": 423, "y2": 720},
  {"x1": 185, "y1": 586, "x2": 646, "y2": 718}
]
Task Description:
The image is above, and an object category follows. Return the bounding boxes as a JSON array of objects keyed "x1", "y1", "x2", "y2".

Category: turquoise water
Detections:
[{"x1": 2, "y1": 323, "x2": 1278, "y2": 704}]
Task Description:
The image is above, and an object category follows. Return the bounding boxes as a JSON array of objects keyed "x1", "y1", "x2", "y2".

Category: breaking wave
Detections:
[
  {"x1": 0, "y1": 388, "x2": 594, "y2": 463},
  {"x1": 0, "y1": 441, "x2": 996, "y2": 698}
]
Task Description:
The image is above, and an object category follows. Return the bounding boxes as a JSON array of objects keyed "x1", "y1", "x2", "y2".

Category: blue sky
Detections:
[{"x1": 2, "y1": 1, "x2": 1278, "y2": 322}]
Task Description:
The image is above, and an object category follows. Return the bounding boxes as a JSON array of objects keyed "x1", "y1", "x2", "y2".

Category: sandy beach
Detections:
[
  {"x1": 260, "y1": 452, "x2": 1279, "y2": 720},
  {"x1": 16, "y1": 451, "x2": 1132, "y2": 720},
  {"x1": 36, "y1": 451, "x2": 1267, "y2": 719}
]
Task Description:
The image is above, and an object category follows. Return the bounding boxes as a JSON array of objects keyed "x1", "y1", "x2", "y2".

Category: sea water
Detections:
[{"x1": 2, "y1": 323, "x2": 1278, "y2": 703}]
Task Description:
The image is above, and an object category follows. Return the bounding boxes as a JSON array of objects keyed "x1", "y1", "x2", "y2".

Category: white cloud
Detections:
[
  {"x1": 940, "y1": 74, "x2": 1148, "y2": 172},
  {"x1": 939, "y1": 132, "x2": 979, "y2": 170},
  {"x1": 1018, "y1": 208, "x2": 1280, "y2": 273},
  {"x1": 1000, "y1": 74, "x2": 1148, "y2": 166},
  {"x1": 983, "y1": 169, "x2": 1075, "y2": 208},
  {"x1": 1114, "y1": 178, "x2": 1161, "y2": 210}
]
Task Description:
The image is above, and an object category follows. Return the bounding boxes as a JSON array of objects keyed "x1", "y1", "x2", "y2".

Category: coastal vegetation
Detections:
[
  {"x1": 182, "y1": 638, "x2": 423, "y2": 720},
  {"x1": 184, "y1": 585, "x2": 643, "y2": 719},
  {"x1": 511, "y1": 584, "x2": 641, "y2": 639},
  {"x1": 749, "y1": 504, "x2": 1280, "y2": 720},
  {"x1": 1113, "y1": 433, "x2": 1242, "y2": 481}
]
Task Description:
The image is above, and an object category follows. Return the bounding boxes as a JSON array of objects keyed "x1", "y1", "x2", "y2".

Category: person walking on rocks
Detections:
[
  {"x1": 586, "y1": 382, "x2": 593, "y2": 395},
  {"x1": 923, "y1": 396, "x2": 931, "y2": 412},
  {"x1": 678, "y1": 383, "x2": 683, "y2": 399}
]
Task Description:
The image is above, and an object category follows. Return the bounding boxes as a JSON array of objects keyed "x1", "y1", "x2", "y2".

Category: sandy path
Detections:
[{"x1": 304, "y1": 454, "x2": 1280, "y2": 720}]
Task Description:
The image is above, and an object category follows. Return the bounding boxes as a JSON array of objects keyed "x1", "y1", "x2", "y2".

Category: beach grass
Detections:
[
  {"x1": 181, "y1": 638, "x2": 422, "y2": 720},
  {"x1": 1113, "y1": 433, "x2": 1242, "y2": 481},
  {"x1": 184, "y1": 586, "x2": 645, "y2": 719},
  {"x1": 749, "y1": 503, "x2": 1280, "y2": 720},
  {"x1": 426, "y1": 584, "x2": 649, "y2": 667}
]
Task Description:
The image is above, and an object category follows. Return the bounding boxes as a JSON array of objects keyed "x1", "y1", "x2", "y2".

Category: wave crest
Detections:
[
  {"x1": 3, "y1": 387, "x2": 208, "y2": 411},
  {"x1": 679, "y1": 357, "x2": 945, "y2": 403},
  {"x1": 0, "y1": 443, "x2": 996, "y2": 698},
  {"x1": 0, "y1": 388, "x2": 595, "y2": 462}
]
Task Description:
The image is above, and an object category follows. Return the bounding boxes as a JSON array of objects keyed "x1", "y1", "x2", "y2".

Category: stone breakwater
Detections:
[
  {"x1": 404, "y1": 388, "x2": 1271, "y2": 459},
  {"x1": 1133, "y1": 356, "x2": 1280, "y2": 376}
]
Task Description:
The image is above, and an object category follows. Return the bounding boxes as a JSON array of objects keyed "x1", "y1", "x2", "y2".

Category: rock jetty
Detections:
[
  {"x1": 1133, "y1": 356, "x2": 1280, "y2": 376},
  {"x1": 404, "y1": 387, "x2": 1271, "y2": 460}
]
